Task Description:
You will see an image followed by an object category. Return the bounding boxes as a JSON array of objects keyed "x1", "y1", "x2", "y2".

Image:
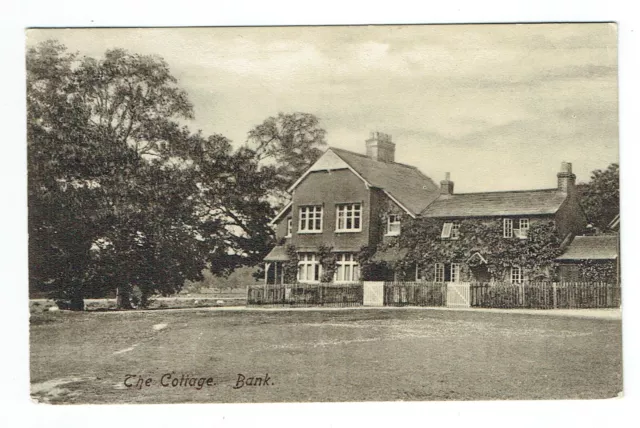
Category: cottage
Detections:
[{"x1": 264, "y1": 133, "x2": 590, "y2": 285}]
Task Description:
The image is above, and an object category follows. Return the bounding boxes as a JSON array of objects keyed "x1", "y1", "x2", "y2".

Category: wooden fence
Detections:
[
  {"x1": 470, "y1": 282, "x2": 620, "y2": 309},
  {"x1": 247, "y1": 283, "x2": 363, "y2": 307},
  {"x1": 383, "y1": 282, "x2": 447, "y2": 307},
  {"x1": 247, "y1": 281, "x2": 620, "y2": 309}
]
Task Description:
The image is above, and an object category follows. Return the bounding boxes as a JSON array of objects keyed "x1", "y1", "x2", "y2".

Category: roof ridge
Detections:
[
  {"x1": 451, "y1": 188, "x2": 560, "y2": 196},
  {"x1": 329, "y1": 146, "x2": 420, "y2": 170}
]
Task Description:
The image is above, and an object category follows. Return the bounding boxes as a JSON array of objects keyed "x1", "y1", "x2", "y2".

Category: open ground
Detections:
[{"x1": 30, "y1": 308, "x2": 622, "y2": 404}]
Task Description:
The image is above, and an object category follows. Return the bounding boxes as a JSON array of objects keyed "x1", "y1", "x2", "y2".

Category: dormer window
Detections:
[
  {"x1": 386, "y1": 214, "x2": 401, "y2": 236},
  {"x1": 441, "y1": 222, "x2": 460, "y2": 240}
]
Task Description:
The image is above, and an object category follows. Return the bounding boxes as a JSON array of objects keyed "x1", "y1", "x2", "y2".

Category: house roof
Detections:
[
  {"x1": 556, "y1": 235, "x2": 619, "y2": 261},
  {"x1": 371, "y1": 246, "x2": 408, "y2": 263},
  {"x1": 421, "y1": 188, "x2": 568, "y2": 218},
  {"x1": 330, "y1": 148, "x2": 440, "y2": 216},
  {"x1": 263, "y1": 245, "x2": 289, "y2": 262}
]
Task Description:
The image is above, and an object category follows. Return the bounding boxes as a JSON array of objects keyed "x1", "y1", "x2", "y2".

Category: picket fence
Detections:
[
  {"x1": 247, "y1": 283, "x2": 363, "y2": 307},
  {"x1": 470, "y1": 282, "x2": 620, "y2": 309},
  {"x1": 247, "y1": 281, "x2": 620, "y2": 309}
]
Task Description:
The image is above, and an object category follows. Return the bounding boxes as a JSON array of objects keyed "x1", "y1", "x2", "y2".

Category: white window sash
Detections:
[
  {"x1": 503, "y1": 218, "x2": 513, "y2": 238},
  {"x1": 335, "y1": 204, "x2": 362, "y2": 232},
  {"x1": 299, "y1": 206, "x2": 323, "y2": 232},
  {"x1": 441, "y1": 222, "x2": 453, "y2": 238},
  {"x1": 450, "y1": 263, "x2": 460, "y2": 283},
  {"x1": 434, "y1": 263, "x2": 445, "y2": 283}
]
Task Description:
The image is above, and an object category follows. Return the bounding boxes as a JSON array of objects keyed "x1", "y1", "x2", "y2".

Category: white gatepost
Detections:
[{"x1": 363, "y1": 281, "x2": 385, "y2": 307}]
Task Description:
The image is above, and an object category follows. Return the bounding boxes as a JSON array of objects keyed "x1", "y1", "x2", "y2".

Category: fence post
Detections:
[{"x1": 552, "y1": 282, "x2": 557, "y2": 309}]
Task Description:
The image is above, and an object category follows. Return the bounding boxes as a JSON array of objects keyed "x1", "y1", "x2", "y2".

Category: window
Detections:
[
  {"x1": 504, "y1": 217, "x2": 529, "y2": 239},
  {"x1": 510, "y1": 266, "x2": 523, "y2": 284},
  {"x1": 434, "y1": 263, "x2": 461, "y2": 282},
  {"x1": 516, "y1": 218, "x2": 530, "y2": 239},
  {"x1": 450, "y1": 263, "x2": 461, "y2": 283},
  {"x1": 299, "y1": 206, "x2": 323, "y2": 233},
  {"x1": 503, "y1": 218, "x2": 513, "y2": 238},
  {"x1": 298, "y1": 253, "x2": 321, "y2": 282},
  {"x1": 441, "y1": 222, "x2": 460, "y2": 239},
  {"x1": 451, "y1": 222, "x2": 460, "y2": 239},
  {"x1": 335, "y1": 253, "x2": 360, "y2": 282},
  {"x1": 434, "y1": 263, "x2": 445, "y2": 283},
  {"x1": 386, "y1": 214, "x2": 401, "y2": 236},
  {"x1": 441, "y1": 222, "x2": 453, "y2": 239},
  {"x1": 336, "y1": 203, "x2": 362, "y2": 232},
  {"x1": 285, "y1": 218, "x2": 292, "y2": 237}
]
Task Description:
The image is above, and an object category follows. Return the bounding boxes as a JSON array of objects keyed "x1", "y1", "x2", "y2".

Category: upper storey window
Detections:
[
  {"x1": 285, "y1": 218, "x2": 292, "y2": 237},
  {"x1": 386, "y1": 214, "x2": 401, "y2": 236},
  {"x1": 441, "y1": 221, "x2": 460, "y2": 239},
  {"x1": 336, "y1": 203, "x2": 362, "y2": 232},
  {"x1": 504, "y1": 218, "x2": 529, "y2": 239},
  {"x1": 299, "y1": 206, "x2": 323, "y2": 233}
]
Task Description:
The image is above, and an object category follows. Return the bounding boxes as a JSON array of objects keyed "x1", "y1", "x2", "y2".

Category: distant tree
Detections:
[
  {"x1": 578, "y1": 163, "x2": 619, "y2": 231},
  {"x1": 247, "y1": 112, "x2": 327, "y2": 206},
  {"x1": 28, "y1": 41, "x2": 275, "y2": 310}
]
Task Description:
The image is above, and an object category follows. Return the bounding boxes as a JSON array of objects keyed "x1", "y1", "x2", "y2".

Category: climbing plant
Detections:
[{"x1": 387, "y1": 217, "x2": 564, "y2": 281}]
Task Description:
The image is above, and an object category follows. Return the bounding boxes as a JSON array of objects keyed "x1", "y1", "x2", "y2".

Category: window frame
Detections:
[
  {"x1": 441, "y1": 222, "x2": 453, "y2": 239},
  {"x1": 298, "y1": 205, "x2": 323, "y2": 234},
  {"x1": 285, "y1": 218, "x2": 292, "y2": 238},
  {"x1": 335, "y1": 203, "x2": 362, "y2": 233},
  {"x1": 450, "y1": 263, "x2": 461, "y2": 283},
  {"x1": 503, "y1": 218, "x2": 513, "y2": 238},
  {"x1": 334, "y1": 253, "x2": 361, "y2": 283},
  {"x1": 434, "y1": 263, "x2": 445, "y2": 283},
  {"x1": 386, "y1": 214, "x2": 401, "y2": 236},
  {"x1": 298, "y1": 253, "x2": 321, "y2": 283},
  {"x1": 510, "y1": 266, "x2": 523, "y2": 284}
]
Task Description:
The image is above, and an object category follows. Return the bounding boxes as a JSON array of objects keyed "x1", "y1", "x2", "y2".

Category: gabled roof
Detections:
[
  {"x1": 556, "y1": 235, "x2": 619, "y2": 261},
  {"x1": 421, "y1": 188, "x2": 568, "y2": 218},
  {"x1": 329, "y1": 148, "x2": 440, "y2": 216}
]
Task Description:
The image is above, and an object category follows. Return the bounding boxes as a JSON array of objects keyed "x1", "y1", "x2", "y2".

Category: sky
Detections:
[{"x1": 26, "y1": 24, "x2": 618, "y2": 192}]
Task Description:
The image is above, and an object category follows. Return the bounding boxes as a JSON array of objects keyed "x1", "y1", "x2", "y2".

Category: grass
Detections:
[{"x1": 30, "y1": 308, "x2": 622, "y2": 404}]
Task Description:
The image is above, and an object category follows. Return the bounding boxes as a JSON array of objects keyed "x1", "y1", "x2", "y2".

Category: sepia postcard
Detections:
[{"x1": 26, "y1": 23, "x2": 621, "y2": 405}]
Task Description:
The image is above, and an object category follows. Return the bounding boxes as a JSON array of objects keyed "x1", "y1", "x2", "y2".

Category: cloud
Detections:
[{"x1": 26, "y1": 24, "x2": 618, "y2": 192}]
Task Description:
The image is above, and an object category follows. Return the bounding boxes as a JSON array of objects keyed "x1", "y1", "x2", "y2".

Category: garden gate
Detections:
[{"x1": 446, "y1": 282, "x2": 471, "y2": 308}]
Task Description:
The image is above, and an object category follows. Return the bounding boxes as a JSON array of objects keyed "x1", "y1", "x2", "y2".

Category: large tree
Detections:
[
  {"x1": 578, "y1": 163, "x2": 619, "y2": 231},
  {"x1": 247, "y1": 112, "x2": 327, "y2": 206},
  {"x1": 28, "y1": 41, "x2": 275, "y2": 309}
]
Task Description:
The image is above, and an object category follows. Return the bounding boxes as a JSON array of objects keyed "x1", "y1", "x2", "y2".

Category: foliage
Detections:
[
  {"x1": 578, "y1": 163, "x2": 619, "y2": 230},
  {"x1": 578, "y1": 260, "x2": 618, "y2": 283},
  {"x1": 247, "y1": 112, "x2": 327, "y2": 207},
  {"x1": 393, "y1": 217, "x2": 563, "y2": 281},
  {"x1": 282, "y1": 245, "x2": 301, "y2": 283},
  {"x1": 28, "y1": 41, "x2": 276, "y2": 309},
  {"x1": 317, "y1": 245, "x2": 338, "y2": 283}
]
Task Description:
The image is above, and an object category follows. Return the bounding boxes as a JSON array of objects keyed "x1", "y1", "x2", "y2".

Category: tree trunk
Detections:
[{"x1": 116, "y1": 287, "x2": 134, "y2": 310}]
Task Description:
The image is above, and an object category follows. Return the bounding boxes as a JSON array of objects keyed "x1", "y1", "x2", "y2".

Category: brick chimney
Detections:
[
  {"x1": 557, "y1": 161, "x2": 576, "y2": 193},
  {"x1": 366, "y1": 132, "x2": 395, "y2": 163},
  {"x1": 440, "y1": 172, "x2": 454, "y2": 195}
]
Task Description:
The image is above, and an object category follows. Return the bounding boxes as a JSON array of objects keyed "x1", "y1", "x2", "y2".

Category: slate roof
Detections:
[
  {"x1": 421, "y1": 188, "x2": 568, "y2": 218},
  {"x1": 556, "y1": 235, "x2": 619, "y2": 261},
  {"x1": 331, "y1": 148, "x2": 440, "y2": 216}
]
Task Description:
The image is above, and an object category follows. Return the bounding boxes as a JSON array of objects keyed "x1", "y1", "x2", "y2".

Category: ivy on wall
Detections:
[
  {"x1": 365, "y1": 217, "x2": 565, "y2": 281},
  {"x1": 578, "y1": 259, "x2": 617, "y2": 282}
]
